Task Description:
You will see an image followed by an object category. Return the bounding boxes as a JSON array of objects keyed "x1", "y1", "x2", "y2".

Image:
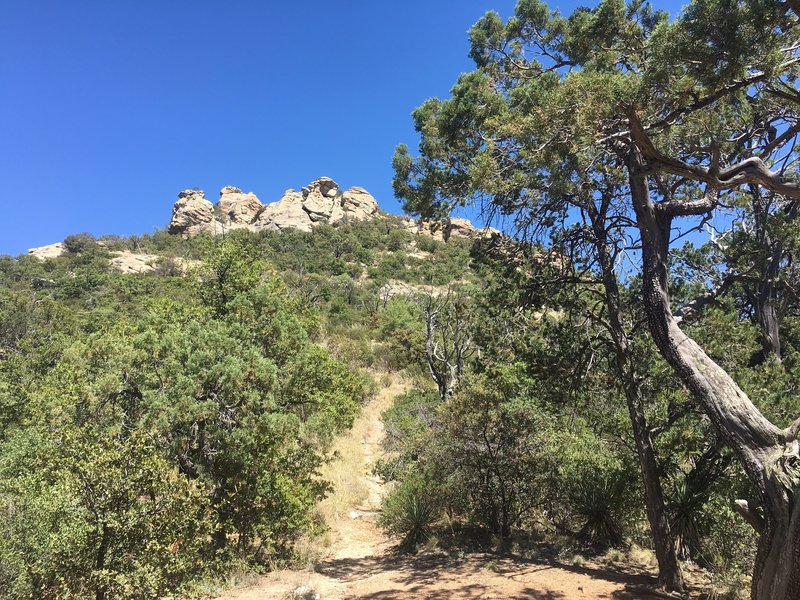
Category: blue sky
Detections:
[{"x1": 0, "y1": 0, "x2": 684, "y2": 256}]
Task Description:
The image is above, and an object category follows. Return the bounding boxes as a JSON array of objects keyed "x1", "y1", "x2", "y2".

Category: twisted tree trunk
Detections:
[{"x1": 628, "y1": 148, "x2": 800, "y2": 600}]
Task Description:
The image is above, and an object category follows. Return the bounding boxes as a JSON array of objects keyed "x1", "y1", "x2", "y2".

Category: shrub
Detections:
[
  {"x1": 554, "y1": 433, "x2": 636, "y2": 549},
  {"x1": 380, "y1": 474, "x2": 439, "y2": 548},
  {"x1": 63, "y1": 232, "x2": 98, "y2": 254}
]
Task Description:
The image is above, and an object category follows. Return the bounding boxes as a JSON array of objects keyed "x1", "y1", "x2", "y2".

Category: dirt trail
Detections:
[{"x1": 215, "y1": 376, "x2": 686, "y2": 600}]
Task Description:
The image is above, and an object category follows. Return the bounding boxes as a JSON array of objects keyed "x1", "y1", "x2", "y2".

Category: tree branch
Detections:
[
  {"x1": 674, "y1": 276, "x2": 736, "y2": 325},
  {"x1": 734, "y1": 499, "x2": 764, "y2": 533},
  {"x1": 624, "y1": 106, "x2": 800, "y2": 199},
  {"x1": 785, "y1": 416, "x2": 800, "y2": 442}
]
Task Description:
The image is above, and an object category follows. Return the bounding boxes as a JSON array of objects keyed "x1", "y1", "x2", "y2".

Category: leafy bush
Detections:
[
  {"x1": 553, "y1": 433, "x2": 637, "y2": 549},
  {"x1": 63, "y1": 232, "x2": 98, "y2": 254},
  {"x1": 0, "y1": 237, "x2": 369, "y2": 597},
  {"x1": 379, "y1": 474, "x2": 439, "y2": 548}
]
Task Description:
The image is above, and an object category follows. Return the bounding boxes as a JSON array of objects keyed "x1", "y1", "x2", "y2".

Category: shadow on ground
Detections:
[{"x1": 315, "y1": 549, "x2": 685, "y2": 600}]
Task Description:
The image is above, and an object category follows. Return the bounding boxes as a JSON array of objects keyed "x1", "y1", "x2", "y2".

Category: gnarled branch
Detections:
[{"x1": 624, "y1": 106, "x2": 800, "y2": 200}]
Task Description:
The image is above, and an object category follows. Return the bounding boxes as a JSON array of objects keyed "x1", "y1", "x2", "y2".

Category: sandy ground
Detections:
[{"x1": 215, "y1": 376, "x2": 686, "y2": 600}]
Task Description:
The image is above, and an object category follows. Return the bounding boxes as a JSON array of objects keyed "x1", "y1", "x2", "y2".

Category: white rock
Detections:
[
  {"x1": 216, "y1": 186, "x2": 263, "y2": 228},
  {"x1": 109, "y1": 251, "x2": 160, "y2": 274},
  {"x1": 256, "y1": 190, "x2": 313, "y2": 232},
  {"x1": 341, "y1": 187, "x2": 379, "y2": 221},
  {"x1": 168, "y1": 190, "x2": 215, "y2": 236},
  {"x1": 28, "y1": 242, "x2": 66, "y2": 260}
]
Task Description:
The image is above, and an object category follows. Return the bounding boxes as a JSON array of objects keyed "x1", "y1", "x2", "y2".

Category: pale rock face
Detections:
[
  {"x1": 28, "y1": 242, "x2": 67, "y2": 260},
  {"x1": 302, "y1": 191, "x2": 338, "y2": 222},
  {"x1": 399, "y1": 218, "x2": 446, "y2": 240},
  {"x1": 341, "y1": 187, "x2": 379, "y2": 221},
  {"x1": 303, "y1": 176, "x2": 339, "y2": 199},
  {"x1": 168, "y1": 190, "x2": 215, "y2": 236},
  {"x1": 399, "y1": 216, "x2": 500, "y2": 241},
  {"x1": 110, "y1": 251, "x2": 160, "y2": 274},
  {"x1": 446, "y1": 217, "x2": 476, "y2": 239},
  {"x1": 249, "y1": 177, "x2": 377, "y2": 231},
  {"x1": 216, "y1": 186, "x2": 263, "y2": 229},
  {"x1": 301, "y1": 177, "x2": 343, "y2": 222},
  {"x1": 164, "y1": 177, "x2": 488, "y2": 240},
  {"x1": 257, "y1": 190, "x2": 314, "y2": 232}
]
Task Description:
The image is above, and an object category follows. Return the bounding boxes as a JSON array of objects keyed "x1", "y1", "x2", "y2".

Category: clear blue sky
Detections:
[{"x1": 0, "y1": 0, "x2": 684, "y2": 256}]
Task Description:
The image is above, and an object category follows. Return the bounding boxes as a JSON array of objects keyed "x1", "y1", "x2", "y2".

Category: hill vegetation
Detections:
[{"x1": 3, "y1": 0, "x2": 800, "y2": 599}]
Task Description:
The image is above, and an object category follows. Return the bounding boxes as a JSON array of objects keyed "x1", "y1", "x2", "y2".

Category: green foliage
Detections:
[
  {"x1": 379, "y1": 473, "x2": 440, "y2": 548},
  {"x1": 63, "y1": 232, "x2": 99, "y2": 254},
  {"x1": 0, "y1": 427, "x2": 211, "y2": 599},
  {"x1": 554, "y1": 433, "x2": 635, "y2": 549},
  {"x1": 0, "y1": 235, "x2": 370, "y2": 598},
  {"x1": 374, "y1": 297, "x2": 425, "y2": 371}
]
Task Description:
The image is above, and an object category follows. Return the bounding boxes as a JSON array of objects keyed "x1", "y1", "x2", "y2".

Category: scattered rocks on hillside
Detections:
[
  {"x1": 109, "y1": 251, "x2": 161, "y2": 274},
  {"x1": 400, "y1": 216, "x2": 500, "y2": 241}
]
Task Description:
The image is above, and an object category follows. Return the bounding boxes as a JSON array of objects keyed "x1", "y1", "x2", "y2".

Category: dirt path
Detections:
[{"x1": 215, "y1": 376, "x2": 689, "y2": 600}]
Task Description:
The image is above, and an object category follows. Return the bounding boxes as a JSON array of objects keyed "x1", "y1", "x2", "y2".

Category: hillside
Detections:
[{"x1": 2, "y1": 201, "x2": 748, "y2": 600}]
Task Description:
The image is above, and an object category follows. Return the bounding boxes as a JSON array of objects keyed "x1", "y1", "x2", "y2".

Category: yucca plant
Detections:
[{"x1": 379, "y1": 474, "x2": 439, "y2": 549}]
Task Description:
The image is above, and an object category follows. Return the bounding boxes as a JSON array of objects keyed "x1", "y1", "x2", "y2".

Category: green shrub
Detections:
[
  {"x1": 63, "y1": 232, "x2": 98, "y2": 254},
  {"x1": 380, "y1": 474, "x2": 439, "y2": 548},
  {"x1": 555, "y1": 433, "x2": 636, "y2": 549}
]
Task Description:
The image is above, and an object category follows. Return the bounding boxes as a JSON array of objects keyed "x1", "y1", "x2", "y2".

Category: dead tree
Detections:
[{"x1": 421, "y1": 287, "x2": 476, "y2": 402}]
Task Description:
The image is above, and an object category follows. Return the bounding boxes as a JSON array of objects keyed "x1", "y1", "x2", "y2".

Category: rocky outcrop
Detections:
[
  {"x1": 28, "y1": 242, "x2": 67, "y2": 260},
  {"x1": 216, "y1": 186, "x2": 263, "y2": 229},
  {"x1": 400, "y1": 216, "x2": 499, "y2": 241},
  {"x1": 167, "y1": 178, "x2": 381, "y2": 237},
  {"x1": 341, "y1": 187, "x2": 380, "y2": 221},
  {"x1": 168, "y1": 189, "x2": 217, "y2": 236},
  {"x1": 256, "y1": 190, "x2": 313, "y2": 232}
]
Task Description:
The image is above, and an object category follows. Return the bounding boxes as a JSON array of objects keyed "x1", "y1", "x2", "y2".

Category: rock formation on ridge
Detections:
[
  {"x1": 26, "y1": 177, "x2": 499, "y2": 267},
  {"x1": 168, "y1": 177, "x2": 380, "y2": 236}
]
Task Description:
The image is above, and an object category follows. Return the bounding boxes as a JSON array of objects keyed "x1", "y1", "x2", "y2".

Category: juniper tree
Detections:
[{"x1": 393, "y1": 0, "x2": 800, "y2": 596}]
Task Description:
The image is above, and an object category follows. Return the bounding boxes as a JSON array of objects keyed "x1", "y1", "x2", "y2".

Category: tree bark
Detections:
[
  {"x1": 588, "y1": 199, "x2": 685, "y2": 593},
  {"x1": 750, "y1": 193, "x2": 783, "y2": 363},
  {"x1": 94, "y1": 523, "x2": 110, "y2": 600},
  {"x1": 628, "y1": 147, "x2": 800, "y2": 600},
  {"x1": 754, "y1": 292, "x2": 782, "y2": 362}
]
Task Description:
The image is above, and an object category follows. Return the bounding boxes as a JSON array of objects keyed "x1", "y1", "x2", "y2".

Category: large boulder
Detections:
[
  {"x1": 341, "y1": 187, "x2": 379, "y2": 221},
  {"x1": 302, "y1": 176, "x2": 339, "y2": 199},
  {"x1": 446, "y1": 217, "x2": 476, "y2": 239},
  {"x1": 301, "y1": 178, "x2": 342, "y2": 222},
  {"x1": 216, "y1": 186, "x2": 263, "y2": 229},
  {"x1": 168, "y1": 189, "x2": 216, "y2": 236}
]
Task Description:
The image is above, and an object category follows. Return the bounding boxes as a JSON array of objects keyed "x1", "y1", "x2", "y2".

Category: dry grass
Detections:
[
  {"x1": 317, "y1": 428, "x2": 370, "y2": 524},
  {"x1": 625, "y1": 545, "x2": 658, "y2": 569},
  {"x1": 317, "y1": 371, "x2": 405, "y2": 521}
]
